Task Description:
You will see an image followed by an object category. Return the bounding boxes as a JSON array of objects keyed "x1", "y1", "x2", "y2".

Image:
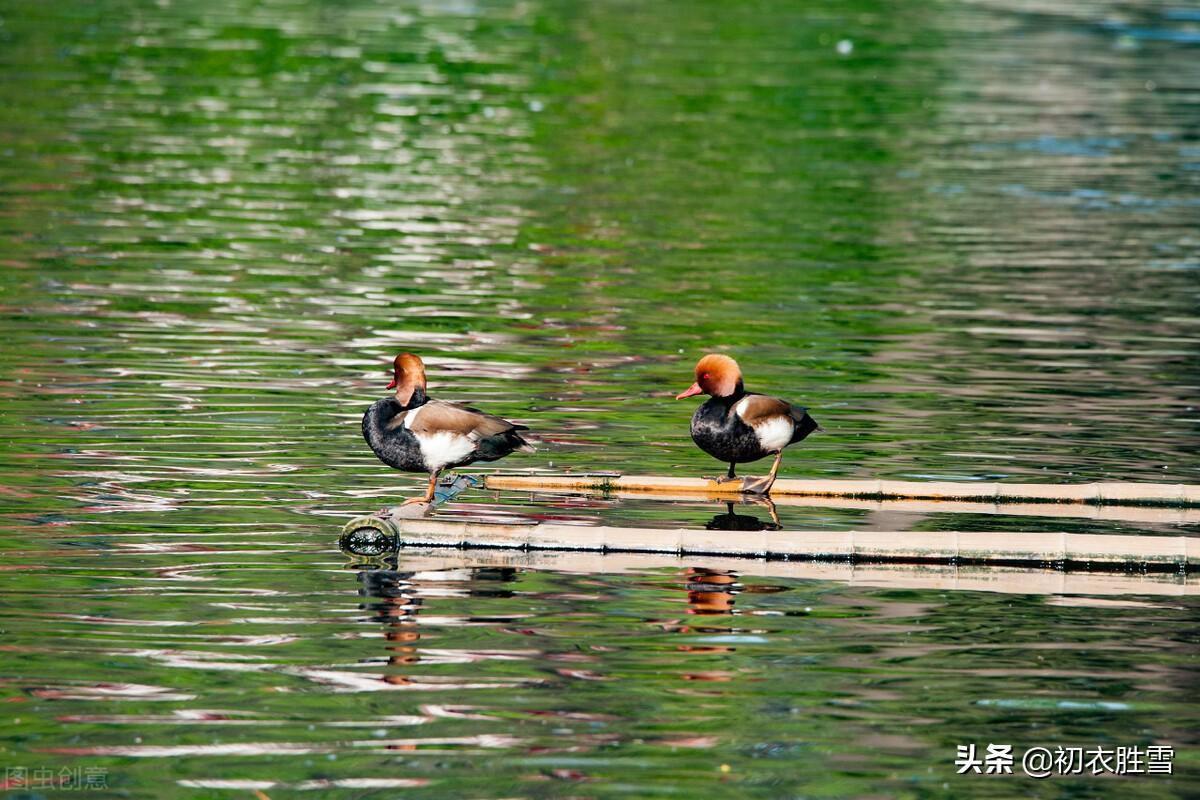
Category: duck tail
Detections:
[{"x1": 791, "y1": 409, "x2": 819, "y2": 443}]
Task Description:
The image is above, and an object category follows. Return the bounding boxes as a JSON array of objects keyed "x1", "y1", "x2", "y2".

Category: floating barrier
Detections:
[
  {"x1": 338, "y1": 473, "x2": 1198, "y2": 569},
  {"x1": 482, "y1": 473, "x2": 1200, "y2": 507},
  {"x1": 371, "y1": 518, "x2": 1197, "y2": 569}
]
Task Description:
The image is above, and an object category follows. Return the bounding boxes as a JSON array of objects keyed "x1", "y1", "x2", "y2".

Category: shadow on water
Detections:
[{"x1": 705, "y1": 500, "x2": 782, "y2": 531}]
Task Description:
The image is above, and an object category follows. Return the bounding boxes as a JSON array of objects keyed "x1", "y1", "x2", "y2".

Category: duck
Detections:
[
  {"x1": 362, "y1": 353, "x2": 534, "y2": 505},
  {"x1": 675, "y1": 354, "x2": 818, "y2": 494}
]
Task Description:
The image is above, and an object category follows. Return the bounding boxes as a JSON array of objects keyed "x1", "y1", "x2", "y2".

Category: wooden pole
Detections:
[
  {"x1": 532, "y1": 490, "x2": 1200, "y2": 525},
  {"x1": 481, "y1": 474, "x2": 1200, "y2": 507}
]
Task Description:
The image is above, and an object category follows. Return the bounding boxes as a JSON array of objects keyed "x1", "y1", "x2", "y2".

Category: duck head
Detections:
[
  {"x1": 676, "y1": 354, "x2": 743, "y2": 399},
  {"x1": 387, "y1": 352, "x2": 427, "y2": 406}
]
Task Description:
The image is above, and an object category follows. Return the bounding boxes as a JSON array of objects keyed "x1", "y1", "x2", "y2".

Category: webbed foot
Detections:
[{"x1": 741, "y1": 476, "x2": 773, "y2": 495}]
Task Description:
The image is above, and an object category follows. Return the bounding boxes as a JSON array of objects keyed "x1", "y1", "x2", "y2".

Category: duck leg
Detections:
[
  {"x1": 401, "y1": 470, "x2": 441, "y2": 506},
  {"x1": 744, "y1": 450, "x2": 785, "y2": 495},
  {"x1": 708, "y1": 462, "x2": 740, "y2": 484}
]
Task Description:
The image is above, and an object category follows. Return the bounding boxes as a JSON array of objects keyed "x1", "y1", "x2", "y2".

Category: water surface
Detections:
[{"x1": 0, "y1": 0, "x2": 1198, "y2": 796}]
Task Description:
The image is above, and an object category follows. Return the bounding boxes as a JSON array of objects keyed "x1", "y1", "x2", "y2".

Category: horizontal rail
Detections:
[
  {"x1": 482, "y1": 474, "x2": 1200, "y2": 507},
  {"x1": 562, "y1": 491, "x2": 1200, "y2": 525},
  {"x1": 386, "y1": 518, "x2": 1198, "y2": 568},
  {"x1": 383, "y1": 549, "x2": 1199, "y2": 597}
]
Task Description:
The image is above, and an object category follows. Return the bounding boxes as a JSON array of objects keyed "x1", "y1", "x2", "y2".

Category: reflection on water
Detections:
[
  {"x1": 0, "y1": 0, "x2": 1198, "y2": 795},
  {"x1": 338, "y1": 554, "x2": 1196, "y2": 795},
  {"x1": 706, "y1": 500, "x2": 781, "y2": 531},
  {"x1": 1, "y1": 538, "x2": 1198, "y2": 795}
]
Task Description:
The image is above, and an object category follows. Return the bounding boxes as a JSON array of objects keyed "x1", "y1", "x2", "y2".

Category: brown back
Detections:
[
  {"x1": 737, "y1": 394, "x2": 795, "y2": 425},
  {"x1": 408, "y1": 400, "x2": 518, "y2": 439}
]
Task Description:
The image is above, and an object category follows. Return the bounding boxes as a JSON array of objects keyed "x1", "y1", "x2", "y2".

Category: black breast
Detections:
[
  {"x1": 689, "y1": 396, "x2": 771, "y2": 465},
  {"x1": 362, "y1": 397, "x2": 427, "y2": 473}
]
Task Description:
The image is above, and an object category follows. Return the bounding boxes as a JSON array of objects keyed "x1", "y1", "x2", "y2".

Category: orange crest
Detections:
[
  {"x1": 694, "y1": 354, "x2": 741, "y2": 397},
  {"x1": 390, "y1": 352, "x2": 427, "y2": 404}
]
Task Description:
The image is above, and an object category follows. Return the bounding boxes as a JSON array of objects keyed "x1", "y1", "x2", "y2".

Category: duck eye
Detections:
[{"x1": 702, "y1": 372, "x2": 710, "y2": 379}]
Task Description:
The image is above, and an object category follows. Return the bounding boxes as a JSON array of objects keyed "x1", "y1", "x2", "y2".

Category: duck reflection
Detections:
[
  {"x1": 705, "y1": 499, "x2": 781, "y2": 531},
  {"x1": 284, "y1": 559, "x2": 539, "y2": 696},
  {"x1": 358, "y1": 566, "x2": 425, "y2": 680},
  {"x1": 358, "y1": 564, "x2": 520, "y2": 674},
  {"x1": 368, "y1": 565, "x2": 518, "y2": 689},
  {"x1": 684, "y1": 568, "x2": 739, "y2": 616},
  {"x1": 670, "y1": 568, "x2": 741, "y2": 667}
]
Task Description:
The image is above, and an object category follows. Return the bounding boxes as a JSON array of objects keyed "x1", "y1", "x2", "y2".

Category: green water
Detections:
[{"x1": 0, "y1": 0, "x2": 1198, "y2": 796}]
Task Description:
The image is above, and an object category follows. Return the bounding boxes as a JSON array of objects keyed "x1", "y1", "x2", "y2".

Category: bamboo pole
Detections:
[
  {"x1": 386, "y1": 548, "x2": 1199, "y2": 597},
  {"x1": 387, "y1": 518, "x2": 1198, "y2": 567},
  {"x1": 482, "y1": 474, "x2": 1200, "y2": 507},
  {"x1": 547, "y1": 490, "x2": 1200, "y2": 525}
]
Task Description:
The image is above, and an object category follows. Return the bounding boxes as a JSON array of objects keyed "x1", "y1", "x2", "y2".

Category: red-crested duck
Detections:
[
  {"x1": 676, "y1": 354, "x2": 818, "y2": 494},
  {"x1": 362, "y1": 353, "x2": 533, "y2": 505}
]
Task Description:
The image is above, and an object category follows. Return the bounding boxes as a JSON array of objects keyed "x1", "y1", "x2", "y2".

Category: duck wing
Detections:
[
  {"x1": 735, "y1": 393, "x2": 818, "y2": 446},
  {"x1": 436, "y1": 400, "x2": 530, "y2": 431},
  {"x1": 407, "y1": 400, "x2": 519, "y2": 437},
  {"x1": 408, "y1": 400, "x2": 535, "y2": 459}
]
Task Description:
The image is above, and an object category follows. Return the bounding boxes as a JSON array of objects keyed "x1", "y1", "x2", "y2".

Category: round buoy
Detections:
[{"x1": 339, "y1": 516, "x2": 399, "y2": 556}]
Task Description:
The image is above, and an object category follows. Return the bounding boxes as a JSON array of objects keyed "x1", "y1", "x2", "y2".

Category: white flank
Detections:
[
  {"x1": 416, "y1": 430, "x2": 477, "y2": 471},
  {"x1": 755, "y1": 417, "x2": 794, "y2": 451},
  {"x1": 735, "y1": 398, "x2": 793, "y2": 452},
  {"x1": 404, "y1": 405, "x2": 478, "y2": 470}
]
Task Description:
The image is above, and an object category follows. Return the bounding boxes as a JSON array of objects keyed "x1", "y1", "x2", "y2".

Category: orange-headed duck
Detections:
[
  {"x1": 676, "y1": 354, "x2": 818, "y2": 494},
  {"x1": 362, "y1": 353, "x2": 533, "y2": 505}
]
